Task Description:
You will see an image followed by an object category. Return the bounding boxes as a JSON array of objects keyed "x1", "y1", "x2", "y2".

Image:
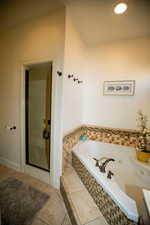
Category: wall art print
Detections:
[{"x1": 103, "y1": 80, "x2": 135, "y2": 96}]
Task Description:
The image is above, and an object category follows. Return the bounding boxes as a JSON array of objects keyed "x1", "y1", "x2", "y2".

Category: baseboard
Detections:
[{"x1": 0, "y1": 156, "x2": 20, "y2": 171}]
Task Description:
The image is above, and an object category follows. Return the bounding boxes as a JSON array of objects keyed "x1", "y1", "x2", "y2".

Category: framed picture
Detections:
[{"x1": 103, "y1": 80, "x2": 135, "y2": 96}]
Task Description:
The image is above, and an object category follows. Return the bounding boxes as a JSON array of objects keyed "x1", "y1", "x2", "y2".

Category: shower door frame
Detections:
[
  {"x1": 25, "y1": 68, "x2": 51, "y2": 172},
  {"x1": 20, "y1": 57, "x2": 63, "y2": 188}
]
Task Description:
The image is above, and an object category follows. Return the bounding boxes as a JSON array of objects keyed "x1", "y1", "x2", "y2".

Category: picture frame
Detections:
[{"x1": 103, "y1": 80, "x2": 135, "y2": 96}]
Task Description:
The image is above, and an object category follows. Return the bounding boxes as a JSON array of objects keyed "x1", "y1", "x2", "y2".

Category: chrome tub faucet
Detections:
[
  {"x1": 99, "y1": 158, "x2": 115, "y2": 173},
  {"x1": 93, "y1": 157, "x2": 109, "y2": 167},
  {"x1": 93, "y1": 157, "x2": 115, "y2": 173}
]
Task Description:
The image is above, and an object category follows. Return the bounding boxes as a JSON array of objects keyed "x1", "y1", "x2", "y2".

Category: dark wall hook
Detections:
[
  {"x1": 73, "y1": 78, "x2": 78, "y2": 82},
  {"x1": 57, "y1": 71, "x2": 62, "y2": 76},
  {"x1": 78, "y1": 81, "x2": 83, "y2": 84},
  {"x1": 10, "y1": 126, "x2": 16, "y2": 130},
  {"x1": 68, "y1": 74, "x2": 74, "y2": 78}
]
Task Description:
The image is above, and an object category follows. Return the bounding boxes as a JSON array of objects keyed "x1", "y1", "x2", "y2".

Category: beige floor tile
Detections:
[
  {"x1": 12, "y1": 171, "x2": 56, "y2": 194},
  {"x1": 57, "y1": 190, "x2": 66, "y2": 202},
  {"x1": 31, "y1": 217, "x2": 49, "y2": 225},
  {"x1": 61, "y1": 214, "x2": 72, "y2": 225},
  {"x1": 85, "y1": 216, "x2": 108, "y2": 225},
  {"x1": 70, "y1": 189, "x2": 101, "y2": 225},
  {"x1": 0, "y1": 165, "x2": 15, "y2": 180},
  {"x1": 37, "y1": 191, "x2": 67, "y2": 225},
  {"x1": 62, "y1": 169, "x2": 85, "y2": 194},
  {"x1": 0, "y1": 164, "x2": 69, "y2": 225},
  {"x1": 63, "y1": 166, "x2": 76, "y2": 175}
]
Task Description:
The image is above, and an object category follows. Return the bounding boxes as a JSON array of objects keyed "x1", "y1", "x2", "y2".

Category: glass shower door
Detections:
[{"x1": 25, "y1": 63, "x2": 52, "y2": 171}]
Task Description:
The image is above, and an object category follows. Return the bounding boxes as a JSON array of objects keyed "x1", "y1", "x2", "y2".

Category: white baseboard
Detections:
[{"x1": 0, "y1": 157, "x2": 20, "y2": 171}]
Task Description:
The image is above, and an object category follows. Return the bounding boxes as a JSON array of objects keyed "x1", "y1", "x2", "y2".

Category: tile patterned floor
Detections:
[{"x1": 0, "y1": 164, "x2": 71, "y2": 225}]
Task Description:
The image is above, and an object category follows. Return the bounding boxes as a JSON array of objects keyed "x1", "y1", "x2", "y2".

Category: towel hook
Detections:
[
  {"x1": 68, "y1": 74, "x2": 74, "y2": 78},
  {"x1": 73, "y1": 78, "x2": 78, "y2": 82},
  {"x1": 57, "y1": 71, "x2": 62, "y2": 76}
]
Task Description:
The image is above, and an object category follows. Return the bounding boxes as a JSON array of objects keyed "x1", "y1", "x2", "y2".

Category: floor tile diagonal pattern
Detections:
[{"x1": 0, "y1": 164, "x2": 71, "y2": 225}]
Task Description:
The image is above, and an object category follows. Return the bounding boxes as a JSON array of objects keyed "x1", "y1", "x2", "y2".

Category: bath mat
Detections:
[{"x1": 0, "y1": 177, "x2": 49, "y2": 225}]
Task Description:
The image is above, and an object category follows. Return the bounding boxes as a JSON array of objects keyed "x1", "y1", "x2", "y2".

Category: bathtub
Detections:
[{"x1": 72, "y1": 141, "x2": 150, "y2": 224}]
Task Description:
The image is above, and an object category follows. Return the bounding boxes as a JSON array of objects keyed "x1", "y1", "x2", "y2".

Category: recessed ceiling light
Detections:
[{"x1": 114, "y1": 2, "x2": 128, "y2": 14}]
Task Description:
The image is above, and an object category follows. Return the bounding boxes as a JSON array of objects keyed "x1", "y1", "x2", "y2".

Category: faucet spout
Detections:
[
  {"x1": 99, "y1": 158, "x2": 115, "y2": 173},
  {"x1": 93, "y1": 157, "x2": 109, "y2": 167}
]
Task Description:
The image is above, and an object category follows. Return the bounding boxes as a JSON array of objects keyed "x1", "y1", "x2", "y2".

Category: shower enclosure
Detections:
[{"x1": 25, "y1": 62, "x2": 52, "y2": 171}]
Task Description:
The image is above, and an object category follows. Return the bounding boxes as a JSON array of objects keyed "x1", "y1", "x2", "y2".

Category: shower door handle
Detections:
[
  {"x1": 43, "y1": 119, "x2": 51, "y2": 125},
  {"x1": 42, "y1": 129, "x2": 50, "y2": 140}
]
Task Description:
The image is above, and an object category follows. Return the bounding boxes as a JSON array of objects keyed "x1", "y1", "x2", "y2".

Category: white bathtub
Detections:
[{"x1": 72, "y1": 141, "x2": 150, "y2": 224}]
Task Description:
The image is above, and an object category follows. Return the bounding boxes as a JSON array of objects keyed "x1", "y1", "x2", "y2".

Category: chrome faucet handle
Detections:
[
  {"x1": 93, "y1": 158, "x2": 99, "y2": 167},
  {"x1": 107, "y1": 170, "x2": 114, "y2": 179},
  {"x1": 93, "y1": 157, "x2": 109, "y2": 167},
  {"x1": 99, "y1": 158, "x2": 115, "y2": 173}
]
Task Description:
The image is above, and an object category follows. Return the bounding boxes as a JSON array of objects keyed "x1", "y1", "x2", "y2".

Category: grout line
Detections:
[
  {"x1": 38, "y1": 217, "x2": 50, "y2": 225},
  {"x1": 82, "y1": 215, "x2": 107, "y2": 225},
  {"x1": 61, "y1": 214, "x2": 67, "y2": 225}
]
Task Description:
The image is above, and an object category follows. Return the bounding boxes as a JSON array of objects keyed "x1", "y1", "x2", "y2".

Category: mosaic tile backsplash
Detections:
[
  {"x1": 63, "y1": 127, "x2": 84, "y2": 172},
  {"x1": 62, "y1": 125, "x2": 142, "y2": 172}
]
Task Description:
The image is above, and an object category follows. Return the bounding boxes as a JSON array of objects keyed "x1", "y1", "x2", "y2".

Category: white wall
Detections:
[
  {"x1": 0, "y1": 8, "x2": 65, "y2": 172},
  {"x1": 62, "y1": 8, "x2": 86, "y2": 134},
  {"x1": 63, "y1": 4, "x2": 150, "y2": 133},
  {"x1": 0, "y1": 1, "x2": 150, "y2": 186},
  {"x1": 83, "y1": 37, "x2": 150, "y2": 129}
]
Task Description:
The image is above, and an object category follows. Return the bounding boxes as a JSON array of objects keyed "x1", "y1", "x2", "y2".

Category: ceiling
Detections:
[
  {"x1": 0, "y1": 0, "x2": 150, "y2": 44},
  {"x1": 0, "y1": 0, "x2": 64, "y2": 29},
  {"x1": 66, "y1": 0, "x2": 150, "y2": 44}
]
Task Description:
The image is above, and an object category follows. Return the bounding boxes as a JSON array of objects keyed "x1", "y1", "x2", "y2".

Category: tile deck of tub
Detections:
[{"x1": 61, "y1": 166, "x2": 108, "y2": 225}]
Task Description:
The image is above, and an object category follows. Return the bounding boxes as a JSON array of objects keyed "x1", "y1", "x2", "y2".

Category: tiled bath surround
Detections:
[
  {"x1": 63, "y1": 127, "x2": 84, "y2": 171},
  {"x1": 62, "y1": 126, "x2": 144, "y2": 225},
  {"x1": 63, "y1": 125, "x2": 141, "y2": 171},
  {"x1": 60, "y1": 167, "x2": 108, "y2": 225},
  {"x1": 72, "y1": 153, "x2": 137, "y2": 225},
  {"x1": 83, "y1": 125, "x2": 141, "y2": 147}
]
